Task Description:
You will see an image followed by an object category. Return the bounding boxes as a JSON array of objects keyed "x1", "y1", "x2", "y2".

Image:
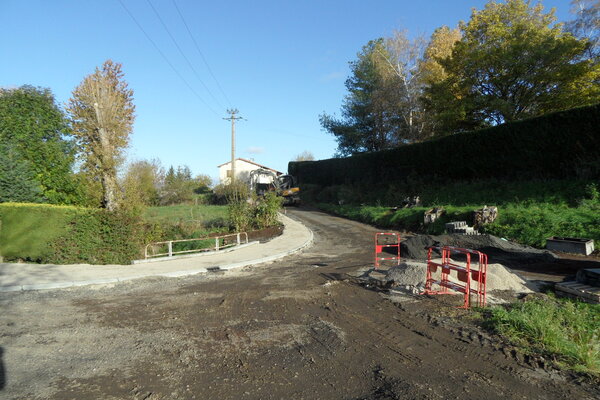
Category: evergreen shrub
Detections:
[
  {"x1": 0, "y1": 203, "x2": 159, "y2": 264},
  {"x1": 289, "y1": 104, "x2": 600, "y2": 186}
]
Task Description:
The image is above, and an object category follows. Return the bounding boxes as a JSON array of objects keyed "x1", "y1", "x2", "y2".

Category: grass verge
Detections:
[
  {"x1": 482, "y1": 295, "x2": 600, "y2": 376},
  {"x1": 311, "y1": 181, "x2": 600, "y2": 247}
]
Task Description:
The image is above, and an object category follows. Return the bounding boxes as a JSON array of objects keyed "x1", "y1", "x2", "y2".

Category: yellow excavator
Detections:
[{"x1": 249, "y1": 168, "x2": 300, "y2": 206}]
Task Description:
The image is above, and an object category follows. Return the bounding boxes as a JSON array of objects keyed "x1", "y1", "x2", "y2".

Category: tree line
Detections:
[
  {"x1": 321, "y1": 0, "x2": 600, "y2": 155},
  {"x1": 0, "y1": 61, "x2": 211, "y2": 210}
]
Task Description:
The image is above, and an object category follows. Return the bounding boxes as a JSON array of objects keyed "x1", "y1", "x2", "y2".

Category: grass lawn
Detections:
[{"x1": 143, "y1": 204, "x2": 228, "y2": 227}]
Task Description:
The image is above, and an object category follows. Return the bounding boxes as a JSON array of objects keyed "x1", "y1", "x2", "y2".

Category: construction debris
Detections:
[
  {"x1": 445, "y1": 221, "x2": 477, "y2": 235},
  {"x1": 424, "y1": 207, "x2": 445, "y2": 224},
  {"x1": 473, "y1": 205, "x2": 498, "y2": 229},
  {"x1": 555, "y1": 268, "x2": 600, "y2": 304},
  {"x1": 400, "y1": 196, "x2": 421, "y2": 208}
]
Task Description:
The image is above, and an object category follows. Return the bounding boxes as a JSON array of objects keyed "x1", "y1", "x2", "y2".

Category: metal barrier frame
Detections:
[
  {"x1": 374, "y1": 232, "x2": 401, "y2": 269},
  {"x1": 144, "y1": 232, "x2": 249, "y2": 259},
  {"x1": 424, "y1": 246, "x2": 488, "y2": 308}
]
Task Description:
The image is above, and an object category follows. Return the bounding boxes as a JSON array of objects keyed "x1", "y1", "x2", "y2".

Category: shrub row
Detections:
[
  {"x1": 289, "y1": 104, "x2": 600, "y2": 186},
  {"x1": 0, "y1": 203, "x2": 76, "y2": 262},
  {"x1": 0, "y1": 203, "x2": 159, "y2": 264}
]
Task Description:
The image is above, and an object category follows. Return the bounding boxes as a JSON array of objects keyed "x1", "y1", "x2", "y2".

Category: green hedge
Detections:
[
  {"x1": 289, "y1": 104, "x2": 600, "y2": 186},
  {"x1": 0, "y1": 203, "x2": 156, "y2": 264},
  {"x1": 0, "y1": 203, "x2": 77, "y2": 262}
]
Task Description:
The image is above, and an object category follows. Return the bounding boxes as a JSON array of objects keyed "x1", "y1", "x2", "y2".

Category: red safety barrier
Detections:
[
  {"x1": 374, "y1": 233, "x2": 401, "y2": 269},
  {"x1": 423, "y1": 246, "x2": 487, "y2": 308}
]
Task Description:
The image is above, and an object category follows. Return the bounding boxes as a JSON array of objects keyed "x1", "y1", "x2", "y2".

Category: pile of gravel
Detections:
[{"x1": 384, "y1": 261, "x2": 532, "y2": 294}]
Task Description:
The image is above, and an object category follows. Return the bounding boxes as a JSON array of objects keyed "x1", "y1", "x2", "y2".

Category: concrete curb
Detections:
[{"x1": 0, "y1": 213, "x2": 314, "y2": 293}]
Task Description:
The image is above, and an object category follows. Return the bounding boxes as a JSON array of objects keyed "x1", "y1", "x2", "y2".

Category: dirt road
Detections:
[{"x1": 1, "y1": 208, "x2": 597, "y2": 399}]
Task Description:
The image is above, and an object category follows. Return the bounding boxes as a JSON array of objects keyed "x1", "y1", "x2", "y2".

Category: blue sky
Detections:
[{"x1": 0, "y1": 0, "x2": 573, "y2": 182}]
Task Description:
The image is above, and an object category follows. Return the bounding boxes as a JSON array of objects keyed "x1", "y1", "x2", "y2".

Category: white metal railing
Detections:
[{"x1": 144, "y1": 232, "x2": 248, "y2": 259}]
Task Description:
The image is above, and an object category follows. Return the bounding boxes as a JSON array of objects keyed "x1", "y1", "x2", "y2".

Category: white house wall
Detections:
[{"x1": 218, "y1": 159, "x2": 276, "y2": 185}]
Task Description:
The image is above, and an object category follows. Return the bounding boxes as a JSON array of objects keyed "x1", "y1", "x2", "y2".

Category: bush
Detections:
[
  {"x1": 214, "y1": 182, "x2": 283, "y2": 231},
  {"x1": 47, "y1": 209, "x2": 155, "y2": 264},
  {"x1": 252, "y1": 192, "x2": 284, "y2": 229},
  {"x1": 228, "y1": 201, "x2": 253, "y2": 232}
]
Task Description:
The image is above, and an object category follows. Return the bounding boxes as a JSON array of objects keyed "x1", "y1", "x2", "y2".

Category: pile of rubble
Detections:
[
  {"x1": 422, "y1": 205, "x2": 498, "y2": 234},
  {"x1": 382, "y1": 261, "x2": 532, "y2": 297}
]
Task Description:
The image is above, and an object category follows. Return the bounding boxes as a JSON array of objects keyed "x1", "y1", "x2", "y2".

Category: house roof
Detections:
[{"x1": 217, "y1": 158, "x2": 283, "y2": 175}]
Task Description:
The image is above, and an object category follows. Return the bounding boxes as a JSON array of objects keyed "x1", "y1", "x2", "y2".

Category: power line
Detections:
[
  {"x1": 172, "y1": 0, "x2": 233, "y2": 108},
  {"x1": 146, "y1": 0, "x2": 224, "y2": 110},
  {"x1": 116, "y1": 0, "x2": 219, "y2": 116}
]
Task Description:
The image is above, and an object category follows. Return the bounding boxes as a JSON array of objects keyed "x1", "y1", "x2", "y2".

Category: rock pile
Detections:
[{"x1": 383, "y1": 261, "x2": 532, "y2": 295}]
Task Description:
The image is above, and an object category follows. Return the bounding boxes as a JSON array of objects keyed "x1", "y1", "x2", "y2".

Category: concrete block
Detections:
[
  {"x1": 546, "y1": 237, "x2": 594, "y2": 256},
  {"x1": 446, "y1": 221, "x2": 478, "y2": 235}
]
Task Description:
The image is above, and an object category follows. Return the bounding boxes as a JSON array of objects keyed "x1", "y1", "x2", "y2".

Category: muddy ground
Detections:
[{"x1": 1, "y1": 208, "x2": 598, "y2": 400}]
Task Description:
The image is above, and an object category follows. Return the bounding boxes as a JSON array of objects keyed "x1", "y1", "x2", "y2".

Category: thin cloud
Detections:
[{"x1": 247, "y1": 146, "x2": 264, "y2": 154}]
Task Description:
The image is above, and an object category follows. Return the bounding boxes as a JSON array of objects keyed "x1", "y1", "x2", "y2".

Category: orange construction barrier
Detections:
[
  {"x1": 374, "y1": 233, "x2": 401, "y2": 269},
  {"x1": 424, "y1": 246, "x2": 487, "y2": 308}
]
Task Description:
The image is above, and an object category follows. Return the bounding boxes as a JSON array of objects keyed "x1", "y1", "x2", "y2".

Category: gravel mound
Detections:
[
  {"x1": 384, "y1": 261, "x2": 532, "y2": 294},
  {"x1": 400, "y1": 234, "x2": 556, "y2": 266}
]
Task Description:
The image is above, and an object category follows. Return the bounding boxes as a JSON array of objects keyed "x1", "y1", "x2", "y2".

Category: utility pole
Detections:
[{"x1": 223, "y1": 108, "x2": 243, "y2": 183}]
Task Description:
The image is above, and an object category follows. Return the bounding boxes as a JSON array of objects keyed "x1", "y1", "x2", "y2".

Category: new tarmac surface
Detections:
[{"x1": 0, "y1": 213, "x2": 312, "y2": 292}]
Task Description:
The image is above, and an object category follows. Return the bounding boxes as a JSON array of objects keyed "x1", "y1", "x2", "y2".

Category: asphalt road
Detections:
[{"x1": 0, "y1": 207, "x2": 597, "y2": 400}]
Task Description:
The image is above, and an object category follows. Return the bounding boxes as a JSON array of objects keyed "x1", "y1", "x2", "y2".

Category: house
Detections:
[{"x1": 217, "y1": 158, "x2": 282, "y2": 185}]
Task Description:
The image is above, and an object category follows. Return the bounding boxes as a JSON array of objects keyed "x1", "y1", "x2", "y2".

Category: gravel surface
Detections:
[{"x1": 0, "y1": 207, "x2": 597, "y2": 400}]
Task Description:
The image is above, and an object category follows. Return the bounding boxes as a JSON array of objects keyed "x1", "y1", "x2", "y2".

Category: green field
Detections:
[{"x1": 143, "y1": 204, "x2": 228, "y2": 227}]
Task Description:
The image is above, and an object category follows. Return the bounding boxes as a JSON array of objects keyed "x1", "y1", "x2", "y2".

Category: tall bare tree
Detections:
[
  {"x1": 294, "y1": 150, "x2": 315, "y2": 161},
  {"x1": 376, "y1": 30, "x2": 430, "y2": 141},
  {"x1": 567, "y1": 0, "x2": 600, "y2": 62},
  {"x1": 68, "y1": 60, "x2": 135, "y2": 211}
]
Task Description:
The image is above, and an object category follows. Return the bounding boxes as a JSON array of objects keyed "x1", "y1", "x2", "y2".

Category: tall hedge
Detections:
[
  {"x1": 0, "y1": 203, "x2": 153, "y2": 264},
  {"x1": 289, "y1": 104, "x2": 600, "y2": 186},
  {"x1": 0, "y1": 203, "x2": 76, "y2": 262}
]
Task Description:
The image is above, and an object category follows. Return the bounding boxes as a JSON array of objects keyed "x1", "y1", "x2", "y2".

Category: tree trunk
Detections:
[
  {"x1": 101, "y1": 169, "x2": 118, "y2": 211},
  {"x1": 94, "y1": 103, "x2": 119, "y2": 212}
]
